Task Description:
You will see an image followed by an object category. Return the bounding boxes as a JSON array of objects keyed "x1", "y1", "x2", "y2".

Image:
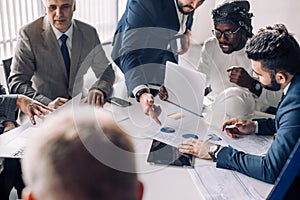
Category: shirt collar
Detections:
[
  {"x1": 283, "y1": 82, "x2": 291, "y2": 95},
  {"x1": 174, "y1": 0, "x2": 180, "y2": 13},
  {"x1": 50, "y1": 20, "x2": 74, "y2": 41},
  {"x1": 173, "y1": 0, "x2": 188, "y2": 34}
]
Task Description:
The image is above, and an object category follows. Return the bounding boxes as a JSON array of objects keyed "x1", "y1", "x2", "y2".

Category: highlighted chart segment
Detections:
[
  {"x1": 160, "y1": 127, "x2": 176, "y2": 133},
  {"x1": 182, "y1": 133, "x2": 199, "y2": 139}
]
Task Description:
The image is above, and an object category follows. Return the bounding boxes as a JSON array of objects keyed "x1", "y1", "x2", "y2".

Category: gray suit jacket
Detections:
[
  {"x1": 8, "y1": 17, "x2": 115, "y2": 105},
  {"x1": 0, "y1": 95, "x2": 17, "y2": 133}
]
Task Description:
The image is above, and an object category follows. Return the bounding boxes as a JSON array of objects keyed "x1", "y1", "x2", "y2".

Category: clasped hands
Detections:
[{"x1": 178, "y1": 119, "x2": 257, "y2": 160}]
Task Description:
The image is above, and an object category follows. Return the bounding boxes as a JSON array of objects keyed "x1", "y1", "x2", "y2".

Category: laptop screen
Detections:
[{"x1": 165, "y1": 61, "x2": 206, "y2": 117}]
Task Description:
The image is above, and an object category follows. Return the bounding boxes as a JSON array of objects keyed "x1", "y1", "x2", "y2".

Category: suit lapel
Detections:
[
  {"x1": 42, "y1": 17, "x2": 69, "y2": 79},
  {"x1": 69, "y1": 20, "x2": 82, "y2": 87},
  {"x1": 162, "y1": 0, "x2": 180, "y2": 31}
]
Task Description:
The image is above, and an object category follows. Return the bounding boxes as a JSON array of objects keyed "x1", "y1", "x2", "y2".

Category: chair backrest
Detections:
[{"x1": 2, "y1": 57, "x2": 12, "y2": 94}]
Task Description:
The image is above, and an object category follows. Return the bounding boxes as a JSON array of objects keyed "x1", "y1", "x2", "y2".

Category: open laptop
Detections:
[
  {"x1": 164, "y1": 61, "x2": 206, "y2": 117},
  {"x1": 146, "y1": 62, "x2": 205, "y2": 167},
  {"x1": 267, "y1": 138, "x2": 300, "y2": 199}
]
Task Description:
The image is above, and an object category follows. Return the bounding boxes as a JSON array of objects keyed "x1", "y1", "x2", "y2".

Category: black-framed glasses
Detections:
[{"x1": 212, "y1": 27, "x2": 241, "y2": 39}]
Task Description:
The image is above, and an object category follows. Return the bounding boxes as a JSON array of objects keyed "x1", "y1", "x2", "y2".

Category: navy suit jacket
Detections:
[
  {"x1": 111, "y1": 0, "x2": 194, "y2": 94},
  {"x1": 217, "y1": 74, "x2": 300, "y2": 183}
]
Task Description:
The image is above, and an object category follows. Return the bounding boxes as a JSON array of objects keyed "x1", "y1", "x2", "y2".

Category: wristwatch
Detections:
[
  {"x1": 208, "y1": 144, "x2": 221, "y2": 162},
  {"x1": 135, "y1": 88, "x2": 150, "y2": 102},
  {"x1": 249, "y1": 80, "x2": 262, "y2": 96}
]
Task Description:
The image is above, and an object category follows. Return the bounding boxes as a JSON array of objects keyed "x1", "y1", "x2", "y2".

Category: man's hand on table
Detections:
[
  {"x1": 3, "y1": 121, "x2": 16, "y2": 133},
  {"x1": 85, "y1": 88, "x2": 105, "y2": 107},
  {"x1": 178, "y1": 138, "x2": 215, "y2": 160},
  {"x1": 17, "y1": 95, "x2": 53, "y2": 125},
  {"x1": 48, "y1": 97, "x2": 69, "y2": 109},
  {"x1": 222, "y1": 118, "x2": 256, "y2": 138}
]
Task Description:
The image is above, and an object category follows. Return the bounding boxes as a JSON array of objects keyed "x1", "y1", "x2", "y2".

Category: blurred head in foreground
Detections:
[{"x1": 22, "y1": 106, "x2": 144, "y2": 200}]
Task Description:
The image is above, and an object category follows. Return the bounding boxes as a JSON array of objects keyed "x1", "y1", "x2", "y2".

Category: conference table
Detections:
[
  {"x1": 0, "y1": 95, "x2": 275, "y2": 200},
  {"x1": 104, "y1": 96, "x2": 274, "y2": 200}
]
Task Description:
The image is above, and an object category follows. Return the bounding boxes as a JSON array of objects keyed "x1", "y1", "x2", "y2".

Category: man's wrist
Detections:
[
  {"x1": 253, "y1": 120, "x2": 259, "y2": 133},
  {"x1": 135, "y1": 88, "x2": 150, "y2": 102},
  {"x1": 249, "y1": 79, "x2": 262, "y2": 97},
  {"x1": 185, "y1": 29, "x2": 192, "y2": 36},
  {"x1": 208, "y1": 144, "x2": 221, "y2": 162}
]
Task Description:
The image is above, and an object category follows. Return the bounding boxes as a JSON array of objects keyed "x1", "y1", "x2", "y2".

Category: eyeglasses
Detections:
[{"x1": 212, "y1": 27, "x2": 241, "y2": 39}]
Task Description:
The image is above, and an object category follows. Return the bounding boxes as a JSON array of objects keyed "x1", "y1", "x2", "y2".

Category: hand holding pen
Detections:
[{"x1": 222, "y1": 119, "x2": 257, "y2": 138}]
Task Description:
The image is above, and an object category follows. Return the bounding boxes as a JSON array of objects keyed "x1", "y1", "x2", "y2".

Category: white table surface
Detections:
[
  {"x1": 0, "y1": 96, "x2": 274, "y2": 200},
  {"x1": 109, "y1": 98, "x2": 274, "y2": 200}
]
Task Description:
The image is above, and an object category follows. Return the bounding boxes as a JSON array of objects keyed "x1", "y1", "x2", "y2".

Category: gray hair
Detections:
[{"x1": 42, "y1": 0, "x2": 76, "y2": 6}]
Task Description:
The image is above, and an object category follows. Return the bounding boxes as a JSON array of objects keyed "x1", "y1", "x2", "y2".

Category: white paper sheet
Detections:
[
  {"x1": 0, "y1": 127, "x2": 39, "y2": 158},
  {"x1": 206, "y1": 125, "x2": 273, "y2": 155},
  {"x1": 0, "y1": 94, "x2": 82, "y2": 158},
  {"x1": 188, "y1": 163, "x2": 265, "y2": 200}
]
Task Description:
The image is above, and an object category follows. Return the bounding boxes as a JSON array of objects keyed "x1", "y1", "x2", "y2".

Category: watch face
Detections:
[
  {"x1": 254, "y1": 82, "x2": 261, "y2": 90},
  {"x1": 209, "y1": 145, "x2": 218, "y2": 152}
]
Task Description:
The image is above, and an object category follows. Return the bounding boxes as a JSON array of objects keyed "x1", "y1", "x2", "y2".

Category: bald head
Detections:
[{"x1": 22, "y1": 106, "x2": 142, "y2": 200}]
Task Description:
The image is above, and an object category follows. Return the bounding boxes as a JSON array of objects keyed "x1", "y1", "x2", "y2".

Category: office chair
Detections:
[
  {"x1": 1, "y1": 57, "x2": 19, "y2": 121},
  {"x1": 2, "y1": 57, "x2": 12, "y2": 94}
]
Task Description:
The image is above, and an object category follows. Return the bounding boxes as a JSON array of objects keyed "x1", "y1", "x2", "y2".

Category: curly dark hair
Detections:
[
  {"x1": 246, "y1": 24, "x2": 300, "y2": 75},
  {"x1": 212, "y1": 0, "x2": 254, "y2": 38}
]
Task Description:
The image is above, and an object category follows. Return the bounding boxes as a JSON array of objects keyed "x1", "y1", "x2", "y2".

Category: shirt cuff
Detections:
[
  {"x1": 215, "y1": 146, "x2": 223, "y2": 158},
  {"x1": 254, "y1": 121, "x2": 259, "y2": 133},
  {"x1": 132, "y1": 85, "x2": 149, "y2": 97}
]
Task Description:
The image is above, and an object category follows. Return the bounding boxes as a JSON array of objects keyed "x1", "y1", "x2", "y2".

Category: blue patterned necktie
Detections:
[{"x1": 60, "y1": 34, "x2": 70, "y2": 75}]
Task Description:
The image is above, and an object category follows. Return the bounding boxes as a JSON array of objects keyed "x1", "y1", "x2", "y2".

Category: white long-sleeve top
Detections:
[{"x1": 197, "y1": 36, "x2": 282, "y2": 110}]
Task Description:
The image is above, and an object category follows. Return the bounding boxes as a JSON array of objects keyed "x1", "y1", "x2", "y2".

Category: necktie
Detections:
[{"x1": 60, "y1": 34, "x2": 70, "y2": 75}]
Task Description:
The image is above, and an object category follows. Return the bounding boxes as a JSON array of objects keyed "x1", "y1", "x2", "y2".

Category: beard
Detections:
[
  {"x1": 261, "y1": 73, "x2": 281, "y2": 91},
  {"x1": 219, "y1": 42, "x2": 234, "y2": 54},
  {"x1": 177, "y1": 1, "x2": 194, "y2": 15}
]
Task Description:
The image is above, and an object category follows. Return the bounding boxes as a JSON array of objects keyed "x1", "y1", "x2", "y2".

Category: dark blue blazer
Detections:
[
  {"x1": 217, "y1": 74, "x2": 300, "y2": 183},
  {"x1": 111, "y1": 0, "x2": 194, "y2": 94}
]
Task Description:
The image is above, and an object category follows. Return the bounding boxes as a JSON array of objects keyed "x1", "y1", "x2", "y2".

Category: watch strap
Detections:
[
  {"x1": 249, "y1": 80, "x2": 263, "y2": 97},
  {"x1": 208, "y1": 144, "x2": 221, "y2": 162},
  {"x1": 135, "y1": 88, "x2": 150, "y2": 102}
]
